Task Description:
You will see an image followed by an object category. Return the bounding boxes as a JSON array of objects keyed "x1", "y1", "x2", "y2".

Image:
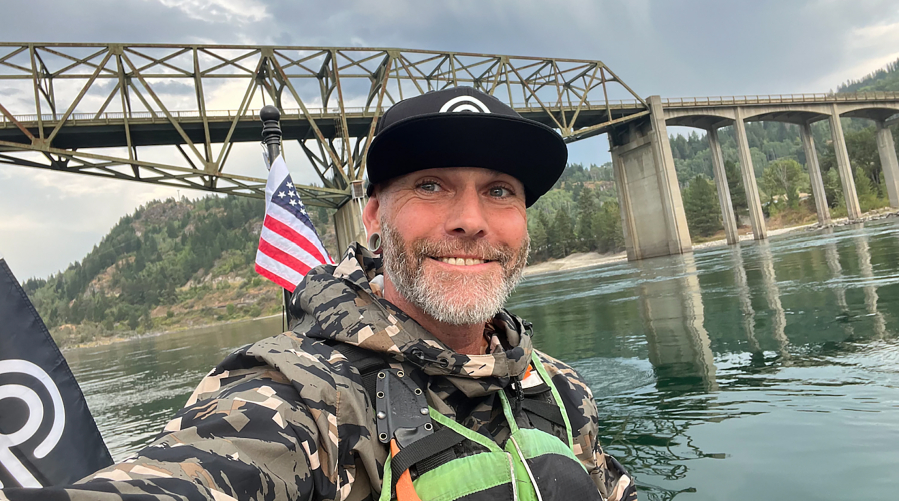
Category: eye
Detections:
[
  {"x1": 416, "y1": 180, "x2": 442, "y2": 192},
  {"x1": 488, "y1": 185, "x2": 513, "y2": 198}
]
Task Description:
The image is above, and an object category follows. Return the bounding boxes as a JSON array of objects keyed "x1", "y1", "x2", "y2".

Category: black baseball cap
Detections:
[{"x1": 365, "y1": 87, "x2": 567, "y2": 207}]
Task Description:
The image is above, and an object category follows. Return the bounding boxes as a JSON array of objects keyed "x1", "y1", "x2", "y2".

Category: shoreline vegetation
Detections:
[
  {"x1": 61, "y1": 208, "x2": 899, "y2": 352},
  {"x1": 523, "y1": 207, "x2": 899, "y2": 276},
  {"x1": 25, "y1": 58, "x2": 899, "y2": 350}
]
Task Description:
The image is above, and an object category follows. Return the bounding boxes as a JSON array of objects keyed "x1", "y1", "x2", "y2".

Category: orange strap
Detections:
[{"x1": 390, "y1": 439, "x2": 421, "y2": 501}]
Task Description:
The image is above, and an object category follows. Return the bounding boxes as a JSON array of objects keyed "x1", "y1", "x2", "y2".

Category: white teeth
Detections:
[{"x1": 437, "y1": 257, "x2": 486, "y2": 266}]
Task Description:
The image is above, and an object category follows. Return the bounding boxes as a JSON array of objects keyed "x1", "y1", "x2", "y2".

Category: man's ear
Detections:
[{"x1": 363, "y1": 194, "x2": 381, "y2": 236}]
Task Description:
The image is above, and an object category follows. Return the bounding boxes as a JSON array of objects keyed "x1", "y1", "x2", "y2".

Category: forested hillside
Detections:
[{"x1": 24, "y1": 196, "x2": 339, "y2": 347}]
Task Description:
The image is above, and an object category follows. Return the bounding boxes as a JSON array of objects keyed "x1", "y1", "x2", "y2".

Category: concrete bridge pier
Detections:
[
  {"x1": 875, "y1": 120, "x2": 899, "y2": 209},
  {"x1": 707, "y1": 127, "x2": 739, "y2": 245},
  {"x1": 828, "y1": 105, "x2": 862, "y2": 220},
  {"x1": 611, "y1": 95, "x2": 692, "y2": 260},
  {"x1": 799, "y1": 122, "x2": 832, "y2": 225},
  {"x1": 733, "y1": 108, "x2": 768, "y2": 239}
]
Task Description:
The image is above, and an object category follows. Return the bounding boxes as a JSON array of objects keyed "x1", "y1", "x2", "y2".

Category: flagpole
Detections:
[{"x1": 260, "y1": 105, "x2": 293, "y2": 331}]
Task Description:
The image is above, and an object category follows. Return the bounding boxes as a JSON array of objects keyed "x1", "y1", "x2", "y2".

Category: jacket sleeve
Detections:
[
  {"x1": 0, "y1": 351, "x2": 340, "y2": 501},
  {"x1": 536, "y1": 352, "x2": 638, "y2": 501}
]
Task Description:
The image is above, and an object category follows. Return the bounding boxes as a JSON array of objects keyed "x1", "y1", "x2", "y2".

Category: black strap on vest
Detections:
[
  {"x1": 390, "y1": 426, "x2": 466, "y2": 496},
  {"x1": 521, "y1": 398, "x2": 566, "y2": 428}
]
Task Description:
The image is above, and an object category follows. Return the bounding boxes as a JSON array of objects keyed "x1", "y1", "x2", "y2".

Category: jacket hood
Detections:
[{"x1": 289, "y1": 243, "x2": 533, "y2": 397}]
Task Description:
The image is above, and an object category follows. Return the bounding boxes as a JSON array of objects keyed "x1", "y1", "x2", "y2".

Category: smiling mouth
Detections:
[{"x1": 431, "y1": 256, "x2": 493, "y2": 266}]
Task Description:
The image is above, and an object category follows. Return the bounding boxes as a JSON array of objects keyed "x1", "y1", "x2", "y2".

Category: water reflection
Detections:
[
  {"x1": 730, "y1": 246, "x2": 761, "y2": 357},
  {"x1": 757, "y1": 242, "x2": 790, "y2": 362},
  {"x1": 637, "y1": 253, "x2": 717, "y2": 392},
  {"x1": 855, "y1": 234, "x2": 887, "y2": 338},
  {"x1": 824, "y1": 230, "x2": 853, "y2": 338}
]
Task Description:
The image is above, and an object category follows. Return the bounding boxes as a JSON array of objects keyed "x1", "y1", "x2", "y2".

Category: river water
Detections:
[{"x1": 64, "y1": 220, "x2": 899, "y2": 500}]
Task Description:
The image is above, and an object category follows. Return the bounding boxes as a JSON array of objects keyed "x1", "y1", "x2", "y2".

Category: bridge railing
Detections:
[
  {"x1": 661, "y1": 91, "x2": 899, "y2": 107},
  {"x1": 0, "y1": 100, "x2": 648, "y2": 126}
]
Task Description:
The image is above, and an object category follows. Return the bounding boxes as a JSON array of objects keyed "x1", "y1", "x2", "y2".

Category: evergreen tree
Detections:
[
  {"x1": 550, "y1": 206, "x2": 574, "y2": 258},
  {"x1": 822, "y1": 168, "x2": 845, "y2": 208},
  {"x1": 724, "y1": 160, "x2": 748, "y2": 213},
  {"x1": 854, "y1": 166, "x2": 883, "y2": 212},
  {"x1": 593, "y1": 201, "x2": 625, "y2": 253},
  {"x1": 575, "y1": 187, "x2": 598, "y2": 252},
  {"x1": 528, "y1": 216, "x2": 548, "y2": 263},
  {"x1": 683, "y1": 176, "x2": 722, "y2": 237}
]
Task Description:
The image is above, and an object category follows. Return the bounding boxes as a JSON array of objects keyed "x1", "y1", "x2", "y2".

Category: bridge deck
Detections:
[
  {"x1": 0, "y1": 101, "x2": 650, "y2": 149},
  {"x1": 7, "y1": 92, "x2": 896, "y2": 150}
]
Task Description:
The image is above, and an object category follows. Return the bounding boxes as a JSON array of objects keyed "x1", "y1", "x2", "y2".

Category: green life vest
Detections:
[{"x1": 369, "y1": 352, "x2": 604, "y2": 501}]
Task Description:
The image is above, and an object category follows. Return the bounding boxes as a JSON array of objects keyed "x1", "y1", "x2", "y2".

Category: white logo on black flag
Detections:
[{"x1": 0, "y1": 258, "x2": 112, "y2": 488}]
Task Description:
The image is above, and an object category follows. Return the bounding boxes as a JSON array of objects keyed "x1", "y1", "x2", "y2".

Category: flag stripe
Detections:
[
  {"x1": 254, "y1": 252, "x2": 305, "y2": 291},
  {"x1": 255, "y1": 263, "x2": 299, "y2": 291},
  {"x1": 263, "y1": 215, "x2": 328, "y2": 264},
  {"x1": 266, "y1": 203, "x2": 331, "y2": 262},
  {"x1": 258, "y1": 239, "x2": 313, "y2": 277},
  {"x1": 259, "y1": 226, "x2": 322, "y2": 271}
]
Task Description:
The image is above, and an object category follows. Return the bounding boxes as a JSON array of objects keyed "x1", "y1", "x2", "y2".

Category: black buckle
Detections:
[{"x1": 375, "y1": 368, "x2": 433, "y2": 448}]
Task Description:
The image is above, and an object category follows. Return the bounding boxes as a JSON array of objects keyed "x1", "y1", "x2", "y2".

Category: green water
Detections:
[{"x1": 65, "y1": 221, "x2": 899, "y2": 500}]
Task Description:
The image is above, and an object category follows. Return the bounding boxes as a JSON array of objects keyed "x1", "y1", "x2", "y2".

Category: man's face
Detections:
[{"x1": 366, "y1": 167, "x2": 530, "y2": 325}]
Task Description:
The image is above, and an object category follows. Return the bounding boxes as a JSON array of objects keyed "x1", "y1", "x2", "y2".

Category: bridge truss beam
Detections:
[{"x1": 0, "y1": 43, "x2": 648, "y2": 206}]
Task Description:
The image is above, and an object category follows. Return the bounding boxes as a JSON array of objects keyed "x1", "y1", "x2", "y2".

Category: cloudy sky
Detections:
[{"x1": 2, "y1": 0, "x2": 899, "y2": 280}]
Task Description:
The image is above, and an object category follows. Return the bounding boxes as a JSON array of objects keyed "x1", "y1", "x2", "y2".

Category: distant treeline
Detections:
[{"x1": 525, "y1": 163, "x2": 625, "y2": 263}]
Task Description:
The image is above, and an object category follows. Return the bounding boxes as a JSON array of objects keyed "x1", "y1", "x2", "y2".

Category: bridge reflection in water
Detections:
[
  {"x1": 508, "y1": 221, "x2": 899, "y2": 501},
  {"x1": 636, "y1": 253, "x2": 717, "y2": 392}
]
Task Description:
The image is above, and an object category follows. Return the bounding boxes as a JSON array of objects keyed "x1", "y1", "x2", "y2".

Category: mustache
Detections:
[{"x1": 409, "y1": 238, "x2": 514, "y2": 265}]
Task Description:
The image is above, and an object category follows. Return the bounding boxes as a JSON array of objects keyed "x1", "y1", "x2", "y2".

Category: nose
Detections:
[{"x1": 444, "y1": 184, "x2": 488, "y2": 238}]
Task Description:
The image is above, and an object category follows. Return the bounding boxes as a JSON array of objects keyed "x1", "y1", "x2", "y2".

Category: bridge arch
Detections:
[
  {"x1": 830, "y1": 104, "x2": 899, "y2": 211},
  {"x1": 836, "y1": 103, "x2": 899, "y2": 122},
  {"x1": 664, "y1": 110, "x2": 735, "y2": 129}
]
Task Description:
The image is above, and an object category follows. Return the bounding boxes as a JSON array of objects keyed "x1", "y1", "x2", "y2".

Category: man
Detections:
[{"x1": 0, "y1": 87, "x2": 636, "y2": 501}]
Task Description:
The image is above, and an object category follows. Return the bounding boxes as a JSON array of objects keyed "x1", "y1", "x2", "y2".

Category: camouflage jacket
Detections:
[{"x1": 1, "y1": 244, "x2": 636, "y2": 501}]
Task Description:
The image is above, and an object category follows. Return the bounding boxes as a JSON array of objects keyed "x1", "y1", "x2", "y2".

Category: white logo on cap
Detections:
[{"x1": 439, "y1": 96, "x2": 491, "y2": 113}]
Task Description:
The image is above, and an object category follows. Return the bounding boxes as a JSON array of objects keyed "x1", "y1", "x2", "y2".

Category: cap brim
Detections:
[{"x1": 366, "y1": 113, "x2": 567, "y2": 207}]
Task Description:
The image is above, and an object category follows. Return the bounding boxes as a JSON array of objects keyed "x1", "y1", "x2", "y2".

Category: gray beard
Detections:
[{"x1": 380, "y1": 221, "x2": 529, "y2": 326}]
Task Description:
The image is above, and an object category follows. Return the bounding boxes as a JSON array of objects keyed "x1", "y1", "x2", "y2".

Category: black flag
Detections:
[{"x1": 0, "y1": 256, "x2": 113, "y2": 487}]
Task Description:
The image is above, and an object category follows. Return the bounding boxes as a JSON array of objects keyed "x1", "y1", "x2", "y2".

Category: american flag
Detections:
[{"x1": 255, "y1": 154, "x2": 334, "y2": 292}]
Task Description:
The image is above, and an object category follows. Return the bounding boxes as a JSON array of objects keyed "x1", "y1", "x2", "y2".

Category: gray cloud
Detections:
[{"x1": 2, "y1": 0, "x2": 898, "y2": 278}]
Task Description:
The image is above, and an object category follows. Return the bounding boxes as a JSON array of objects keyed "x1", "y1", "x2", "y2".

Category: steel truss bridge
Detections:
[{"x1": 0, "y1": 43, "x2": 650, "y2": 208}]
